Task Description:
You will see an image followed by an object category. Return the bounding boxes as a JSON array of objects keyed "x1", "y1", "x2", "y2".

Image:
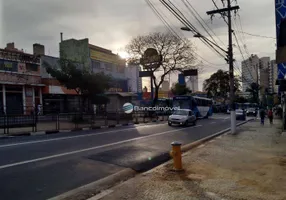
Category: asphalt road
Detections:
[{"x1": 0, "y1": 114, "x2": 237, "y2": 200}]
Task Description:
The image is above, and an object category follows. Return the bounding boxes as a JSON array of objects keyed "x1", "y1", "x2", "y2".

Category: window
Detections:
[
  {"x1": 92, "y1": 60, "x2": 100, "y2": 72},
  {"x1": 26, "y1": 63, "x2": 38, "y2": 72},
  {"x1": 189, "y1": 111, "x2": 193, "y2": 116},
  {"x1": 105, "y1": 63, "x2": 113, "y2": 71}
]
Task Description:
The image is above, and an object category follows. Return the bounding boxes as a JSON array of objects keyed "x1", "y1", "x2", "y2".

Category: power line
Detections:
[
  {"x1": 182, "y1": 0, "x2": 224, "y2": 47},
  {"x1": 160, "y1": 0, "x2": 227, "y2": 59},
  {"x1": 145, "y1": 0, "x2": 181, "y2": 39},
  {"x1": 235, "y1": 30, "x2": 276, "y2": 39}
]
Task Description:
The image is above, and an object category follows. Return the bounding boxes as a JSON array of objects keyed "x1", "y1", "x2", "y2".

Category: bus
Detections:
[{"x1": 173, "y1": 95, "x2": 213, "y2": 118}]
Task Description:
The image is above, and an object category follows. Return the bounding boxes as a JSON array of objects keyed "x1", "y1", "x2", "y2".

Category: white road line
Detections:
[
  {"x1": 223, "y1": 117, "x2": 230, "y2": 120},
  {"x1": 0, "y1": 123, "x2": 168, "y2": 149},
  {"x1": 0, "y1": 125, "x2": 202, "y2": 170}
]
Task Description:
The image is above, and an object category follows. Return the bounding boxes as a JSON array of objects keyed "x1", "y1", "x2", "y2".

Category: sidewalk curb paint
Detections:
[
  {"x1": 46, "y1": 130, "x2": 60, "y2": 135},
  {"x1": 46, "y1": 168, "x2": 136, "y2": 200}
]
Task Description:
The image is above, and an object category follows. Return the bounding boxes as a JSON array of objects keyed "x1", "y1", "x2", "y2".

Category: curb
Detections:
[{"x1": 47, "y1": 168, "x2": 137, "y2": 200}]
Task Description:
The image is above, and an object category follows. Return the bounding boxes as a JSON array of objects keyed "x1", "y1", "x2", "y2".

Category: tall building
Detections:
[
  {"x1": 269, "y1": 60, "x2": 278, "y2": 94},
  {"x1": 161, "y1": 81, "x2": 169, "y2": 91},
  {"x1": 259, "y1": 57, "x2": 270, "y2": 98},
  {"x1": 125, "y1": 64, "x2": 142, "y2": 93},
  {"x1": 241, "y1": 54, "x2": 259, "y2": 93},
  {"x1": 186, "y1": 75, "x2": 198, "y2": 92}
]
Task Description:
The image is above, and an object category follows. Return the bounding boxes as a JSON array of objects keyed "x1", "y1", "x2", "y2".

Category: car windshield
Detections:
[{"x1": 173, "y1": 110, "x2": 188, "y2": 116}]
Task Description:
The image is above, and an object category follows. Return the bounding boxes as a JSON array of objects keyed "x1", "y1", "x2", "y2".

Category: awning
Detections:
[
  {"x1": 106, "y1": 92, "x2": 138, "y2": 97},
  {"x1": 0, "y1": 81, "x2": 45, "y2": 87}
]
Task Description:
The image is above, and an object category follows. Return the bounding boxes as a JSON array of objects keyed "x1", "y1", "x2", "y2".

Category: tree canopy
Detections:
[
  {"x1": 171, "y1": 83, "x2": 192, "y2": 96},
  {"x1": 203, "y1": 70, "x2": 240, "y2": 101},
  {"x1": 246, "y1": 82, "x2": 260, "y2": 104},
  {"x1": 126, "y1": 32, "x2": 197, "y2": 105},
  {"x1": 44, "y1": 59, "x2": 112, "y2": 105}
]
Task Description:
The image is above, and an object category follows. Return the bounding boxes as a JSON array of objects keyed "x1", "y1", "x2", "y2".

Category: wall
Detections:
[
  {"x1": 60, "y1": 38, "x2": 90, "y2": 69},
  {"x1": 90, "y1": 48, "x2": 126, "y2": 80},
  {"x1": 40, "y1": 55, "x2": 60, "y2": 78},
  {"x1": 275, "y1": 0, "x2": 286, "y2": 79},
  {"x1": 125, "y1": 64, "x2": 142, "y2": 92}
]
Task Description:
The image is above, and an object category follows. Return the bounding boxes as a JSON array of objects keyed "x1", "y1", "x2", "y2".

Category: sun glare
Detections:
[{"x1": 118, "y1": 51, "x2": 130, "y2": 59}]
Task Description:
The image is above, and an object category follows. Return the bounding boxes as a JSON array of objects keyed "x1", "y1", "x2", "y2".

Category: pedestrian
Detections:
[
  {"x1": 259, "y1": 107, "x2": 266, "y2": 125},
  {"x1": 268, "y1": 108, "x2": 273, "y2": 124},
  {"x1": 37, "y1": 104, "x2": 42, "y2": 115}
]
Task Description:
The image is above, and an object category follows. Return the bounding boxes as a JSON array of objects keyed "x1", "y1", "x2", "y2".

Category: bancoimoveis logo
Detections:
[{"x1": 122, "y1": 102, "x2": 179, "y2": 114}]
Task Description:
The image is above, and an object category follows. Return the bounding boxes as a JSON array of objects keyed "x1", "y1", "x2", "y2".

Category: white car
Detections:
[{"x1": 168, "y1": 109, "x2": 197, "y2": 126}]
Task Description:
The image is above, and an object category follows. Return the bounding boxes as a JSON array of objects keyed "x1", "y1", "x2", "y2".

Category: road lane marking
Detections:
[
  {"x1": 0, "y1": 125, "x2": 202, "y2": 170},
  {"x1": 0, "y1": 123, "x2": 168, "y2": 149},
  {"x1": 224, "y1": 117, "x2": 230, "y2": 120}
]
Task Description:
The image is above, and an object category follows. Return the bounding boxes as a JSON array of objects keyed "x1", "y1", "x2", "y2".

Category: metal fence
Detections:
[{"x1": 0, "y1": 111, "x2": 170, "y2": 135}]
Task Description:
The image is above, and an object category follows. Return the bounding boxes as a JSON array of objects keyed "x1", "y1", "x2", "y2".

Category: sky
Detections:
[{"x1": 0, "y1": 0, "x2": 277, "y2": 91}]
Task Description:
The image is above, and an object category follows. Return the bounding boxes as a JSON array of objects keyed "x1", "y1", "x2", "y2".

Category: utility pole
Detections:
[{"x1": 207, "y1": 1, "x2": 240, "y2": 134}]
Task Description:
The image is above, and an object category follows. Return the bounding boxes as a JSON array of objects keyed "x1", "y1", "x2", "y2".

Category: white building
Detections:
[
  {"x1": 125, "y1": 64, "x2": 142, "y2": 93},
  {"x1": 186, "y1": 75, "x2": 198, "y2": 92},
  {"x1": 241, "y1": 54, "x2": 259, "y2": 93},
  {"x1": 161, "y1": 81, "x2": 169, "y2": 91}
]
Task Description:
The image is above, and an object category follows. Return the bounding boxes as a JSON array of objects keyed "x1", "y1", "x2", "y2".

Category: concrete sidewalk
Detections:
[{"x1": 93, "y1": 119, "x2": 286, "y2": 200}]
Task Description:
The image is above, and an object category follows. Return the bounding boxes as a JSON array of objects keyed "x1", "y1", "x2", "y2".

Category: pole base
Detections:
[{"x1": 171, "y1": 168, "x2": 184, "y2": 172}]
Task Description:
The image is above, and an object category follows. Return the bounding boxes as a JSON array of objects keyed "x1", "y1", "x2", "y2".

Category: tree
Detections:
[
  {"x1": 44, "y1": 59, "x2": 112, "y2": 110},
  {"x1": 246, "y1": 82, "x2": 260, "y2": 104},
  {"x1": 203, "y1": 70, "x2": 240, "y2": 101},
  {"x1": 126, "y1": 32, "x2": 197, "y2": 105},
  {"x1": 235, "y1": 95, "x2": 248, "y2": 103},
  {"x1": 171, "y1": 83, "x2": 191, "y2": 95}
]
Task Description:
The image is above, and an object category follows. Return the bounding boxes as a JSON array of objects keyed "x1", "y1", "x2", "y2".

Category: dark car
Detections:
[
  {"x1": 236, "y1": 109, "x2": 246, "y2": 120},
  {"x1": 246, "y1": 108, "x2": 257, "y2": 116}
]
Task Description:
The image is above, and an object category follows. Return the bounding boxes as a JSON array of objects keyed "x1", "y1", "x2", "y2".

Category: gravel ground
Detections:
[{"x1": 96, "y1": 119, "x2": 286, "y2": 200}]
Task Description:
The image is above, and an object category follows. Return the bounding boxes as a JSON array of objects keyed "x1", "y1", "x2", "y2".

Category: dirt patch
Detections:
[{"x1": 236, "y1": 178, "x2": 259, "y2": 187}]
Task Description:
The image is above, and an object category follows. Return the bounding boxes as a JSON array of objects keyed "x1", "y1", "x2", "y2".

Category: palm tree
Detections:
[{"x1": 246, "y1": 82, "x2": 260, "y2": 104}]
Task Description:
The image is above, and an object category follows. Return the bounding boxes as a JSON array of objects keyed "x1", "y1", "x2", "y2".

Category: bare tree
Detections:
[{"x1": 126, "y1": 32, "x2": 197, "y2": 105}]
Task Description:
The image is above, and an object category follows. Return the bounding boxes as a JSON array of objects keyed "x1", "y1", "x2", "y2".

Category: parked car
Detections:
[
  {"x1": 168, "y1": 109, "x2": 197, "y2": 126},
  {"x1": 236, "y1": 109, "x2": 246, "y2": 120},
  {"x1": 246, "y1": 108, "x2": 257, "y2": 116}
]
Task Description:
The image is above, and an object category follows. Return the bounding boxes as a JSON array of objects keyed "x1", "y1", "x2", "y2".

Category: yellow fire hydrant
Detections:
[{"x1": 170, "y1": 141, "x2": 183, "y2": 171}]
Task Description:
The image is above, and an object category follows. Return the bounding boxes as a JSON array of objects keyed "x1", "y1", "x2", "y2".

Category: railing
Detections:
[{"x1": 0, "y1": 111, "x2": 170, "y2": 135}]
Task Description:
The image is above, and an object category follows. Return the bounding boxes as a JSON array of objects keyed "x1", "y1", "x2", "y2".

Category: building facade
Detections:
[
  {"x1": 269, "y1": 60, "x2": 278, "y2": 94},
  {"x1": 59, "y1": 38, "x2": 128, "y2": 92},
  {"x1": 161, "y1": 81, "x2": 170, "y2": 91},
  {"x1": 40, "y1": 55, "x2": 80, "y2": 114},
  {"x1": 241, "y1": 54, "x2": 259, "y2": 93},
  {"x1": 125, "y1": 64, "x2": 142, "y2": 93},
  {"x1": 0, "y1": 43, "x2": 44, "y2": 115},
  {"x1": 186, "y1": 76, "x2": 198, "y2": 92},
  {"x1": 259, "y1": 57, "x2": 271, "y2": 98}
]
